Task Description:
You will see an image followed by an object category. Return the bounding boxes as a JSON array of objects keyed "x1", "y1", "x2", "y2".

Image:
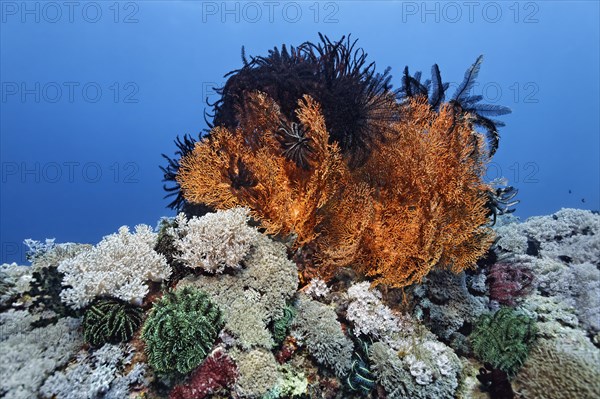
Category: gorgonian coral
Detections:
[
  {"x1": 348, "y1": 98, "x2": 495, "y2": 286},
  {"x1": 142, "y1": 287, "x2": 223, "y2": 377},
  {"x1": 178, "y1": 92, "x2": 495, "y2": 287},
  {"x1": 177, "y1": 92, "x2": 350, "y2": 246}
]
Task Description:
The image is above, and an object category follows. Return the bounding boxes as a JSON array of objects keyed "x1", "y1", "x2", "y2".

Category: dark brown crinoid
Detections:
[
  {"x1": 277, "y1": 121, "x2": 315, "y2": 169},
  {"x1": 207, "y1": 33, "x2": 400, "y2": 168}
]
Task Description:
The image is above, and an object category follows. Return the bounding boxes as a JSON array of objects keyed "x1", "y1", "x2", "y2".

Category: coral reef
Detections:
[
  {"x1": 82, "y1": 298, "x2": 144, "y2": 347},
  {"x1": 142, "y1": 287, "x2": 223, "y2": 377},
  {"x1": 59, "y1": 224, "x2": 171, "y2": 308},
  {"x1": 40, "y1": 343, "x2": 147, "y2": 399},
  {"x1": 178, "y1": 229, "x2": 298, "y2": 349},
  {"x1": 470, "y1": 307, "x2": 537, "y2": 376},
  {"x1": 4, "y1": 34, "x2": 599, "y2": 399}
]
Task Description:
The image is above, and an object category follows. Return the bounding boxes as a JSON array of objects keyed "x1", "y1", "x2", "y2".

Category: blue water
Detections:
[{"x1": 1, "y1": 1, "x2": 599, "y2": 264}]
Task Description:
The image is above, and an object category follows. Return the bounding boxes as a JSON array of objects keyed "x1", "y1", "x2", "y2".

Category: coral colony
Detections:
[{"x1": 2, "y1": 34, "x2": 599, "y2": 399}]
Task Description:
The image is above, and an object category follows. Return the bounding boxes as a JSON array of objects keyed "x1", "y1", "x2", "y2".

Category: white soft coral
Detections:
[
  {"x1": 171, "y1": 208, "x2": 259, "y2": 273},
  {"x1": 59, "y1": 224, "x2": 170, "y2": 308}
]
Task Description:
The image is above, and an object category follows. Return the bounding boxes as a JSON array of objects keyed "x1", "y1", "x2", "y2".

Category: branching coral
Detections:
[
  {"x1": 83, "y1": 298, "x2": 144, "y2": 347},
  {"x1": 471, "y1": 307, "x2": 537, "y2": 376},
  {"x1": 141, "y1": 287, "x2": 223, "y2": 377},
  {"x1": 290, "y1": 295, "x2": 354, "y2": 377}
]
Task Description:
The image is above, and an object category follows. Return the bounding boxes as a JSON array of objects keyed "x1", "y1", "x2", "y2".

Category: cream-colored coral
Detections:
[
  {"x1": 171, "y1": 208, "x2": 259, "y2": 273},
  {"x1": 58, "y1": 224, "x2": 170, "y2": 308}
]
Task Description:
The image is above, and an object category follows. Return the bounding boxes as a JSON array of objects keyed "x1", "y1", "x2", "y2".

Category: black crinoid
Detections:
[
  {"x1": 485, "y1": 178, "x2": 520, "y2": 225},
  {"x1": 208, "y1": 33, "x2": 400, "y2": 167},
  {"x1": 160, "y1": 133, "x2": 212, "y2": 217},
  {"x1": 277, "y1": 121, "x2": 315, "y2": 169},
  {"x1": 398, "y1": 55, "x2": 512, "y2": 157}
]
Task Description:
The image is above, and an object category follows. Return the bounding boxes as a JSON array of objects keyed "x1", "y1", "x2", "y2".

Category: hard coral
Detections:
[
  {"x1": 169, "y1": 348, "x2": 237, "y2": 399},
  {"x1": 58, "y1": 224, "x2": 170, "y2": 309}
]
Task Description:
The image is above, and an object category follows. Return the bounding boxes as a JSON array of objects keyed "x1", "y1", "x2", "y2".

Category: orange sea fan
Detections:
[
  {"x1": 352, "y1": 98, "x2": 495, "y2": 287},
  {"x1": 176, "y1": 92, "x2": 349, "y2": 246}
]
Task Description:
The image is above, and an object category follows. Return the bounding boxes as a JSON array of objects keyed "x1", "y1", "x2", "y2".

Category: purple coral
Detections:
[
  {"x1": 487, "y1": 263, "x2": 534, "y2": 306},
  {"x1": 169, "y1": 348, "x2": 238, "y2": 399}
]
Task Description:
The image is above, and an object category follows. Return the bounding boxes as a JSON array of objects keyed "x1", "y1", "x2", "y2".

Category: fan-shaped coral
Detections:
[
  {"x1": 177, "y1": 92, "x2": 350, "y2": 247},
  {"x1": 178, "y1": 92, "x2": 495, "y2": 288}
]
